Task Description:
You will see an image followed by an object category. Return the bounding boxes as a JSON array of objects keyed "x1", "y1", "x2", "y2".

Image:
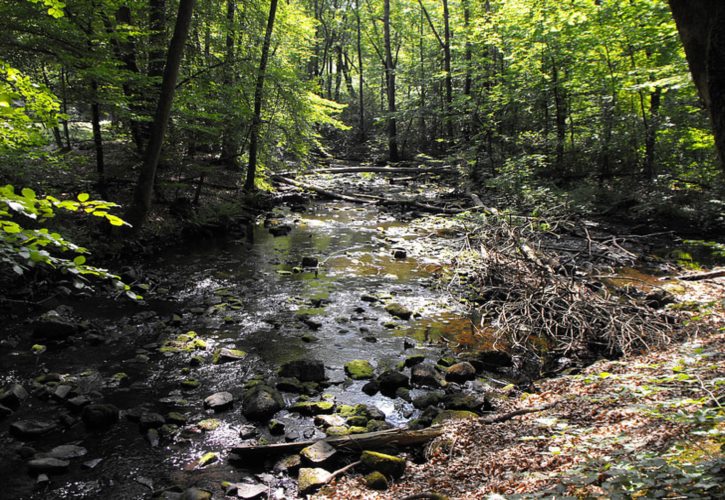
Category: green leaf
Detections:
[
  {"x1": 73, "y1": 255, "x2": 86, "y2": 265},
  {"x1": 106, "y1": 214, "x2": 127, "y2": 226},
  {"x1": 21, "y1": 187, "x2": 36, "y2": 199},
  {"x1": 77, "y1": 193, "x2": 89, "y2": 202}
]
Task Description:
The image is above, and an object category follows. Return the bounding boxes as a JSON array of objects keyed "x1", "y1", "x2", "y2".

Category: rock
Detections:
[
  {"x1": 365, "y1": 471, "x2": 389, "y2": 490},
  {"x1": 66, "y1": 395, "x2": 91, "y2": 411},
  {"x1": 392, "y1": 248, "x2": 407, "y2": 259},
  {"x1": 412, "y1": 390, "x2": 445, "y2": 410},
  {"x1": 297, "y1": 468, "x2": 332, "y2": 494},
  {"x1": 445, "y1": 362, "x2": 477, "y2": 383},
  {"x1": 269, "y1": 224, "x2": 292, "y2": 237},
  {"x1": 404, "y1": 355, "x2": 425, "y2": 367},
  {"x1": 411, "y1": 363, "x2": 443, "y2": 387},
  {"x1": 82, "y1": 458, "x2": 103, "y2": 469},
  {"x1": 314, "y1": 414, "x2": 346, "y2": 428},
  {"x1": 645, "y1": 289, "x2": 676, "y2": 308},
  {"x1": 301, "y1": 440, "x2": 337, "y2": 465},
  {"x1": 289, "y1": 401, "x2": 334, "y2": 415},
  {"x1": 197, "y1": 452, "x2": 218, "y2": 467},
  {"x1": 443, "y1": 393, "x2": 489, "y2": 413},
  {"x1": 37, "y1": 473, "x2": 50, "y2": 486},
  {"x1": 48, "y1": 444, "x2": 87, "y2": 459},
  {"x1": 274, "y1": 454, "x2": 302, "y2": 473},
  {"x1": 0, "y1": 404, "x2": 12, "y2": 418},
  {"x1": 203, "y1": 392, "x2": 233, "y2": 412},
  {"x1": 232, "y1": 482, "x2": 268, "y2": 499},
  {"x1": 10, "y1": 419, "x2": 57, "y2": 438},
  {"x1": 180, "y1": 378, "x2": 201, "y2": 390},
  {"x1": 360, "y1": 450, "x2": 406, "y2": 479},
  {"x1": 301, "y1": 256, "x2": 318, "y2": 267},
  {"x1": 384, "y1": 303, "x2": 412, "y2": 320},
  {"x1": 432, "y1": 410, "x2": 479, "y2": 425},
  {"x1": 360, "y1": 294, "x2": 379, "y2": 303},
  {"x1": 0, "y1": 383, "x2": 29, "y2": 409},
  {"x1": 366, "y1": 420, "x2": 393, "y2": 432},
  {"x1": 27, "y1": 457, "x2": 69, "y2": 474},
  {"x1": 476, "y1": 350, "x2": 513, "y2": 371},
  {"x1": 395, "y1": 387, "x2": 411, "y2": 401},
  {"x1": 344, "y1": 360, "x2": 375, "y2": 380},
  {"x1": 197, "y1": 418, "x2": 221, "y2": 431},
  {"x1": 139, "y1": 413, "x2": 166, "y2": 431},
  {"x1": 238, "y1": 424, "x2": 257, "y2": 438},
  {"x1": 276, "y1": 377, "x2": 305, "y2": 393},
  {"x1": 242, "y1": 385, "x2": 284, "y2": 420},
  {"x1": 32, "y1": 310, "x2": 79, "y2": 340},
  {"x1": 268, "y1": 419, "x2": 285, "y2": 435},
  {"x1": 346, "y1": 415, "x2": 368, "y2": 427},
  {"x1": 146, "y1": 428, "x2": 160, "y2": 447},
  {"x1": 166, "y1": 412, "x2": 187, "y2": 425},
  {"x1": 362, "y1": 381, "x2": 379, "y2": 396},
  {"x1": 298, "y1": 314, "x2": 323, "y2": 329},
  {"x1": 82, "y1": 404, "x2": 119, "y2": 429},
  {"x1": 214, "y1": 348, "x2": 247, "y2": 363},
  {"x1": 325, "y1": 426, "x2": 351, "y2": 436},
  {"x1": 279, "y1": 359, "x2": 326, "y2": 382},
  {"x1": 437, "y1": 356, "x2": 456, "y2": 367},
  {"x1": 180, "y1": 487, "x2": 212, "y2": 500},
  {"x1": 377, "y1": 370, "x2": 409, "y2": 396},
  {"x1": 53, "y1": 385, "x2": 73, "y2": 400}
]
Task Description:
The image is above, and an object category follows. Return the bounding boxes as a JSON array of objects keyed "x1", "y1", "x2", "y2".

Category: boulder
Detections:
[
  {"x1": 214, "y1": 348, "x2": 247, "y2": 363},
  {"x1": 0, "y1": 383, "x2": 29, "y2": 410},
  {"x1": 203, "y1": 392, "x2": 233, "y2": 412},
  {"x1": 377, "y1": 370, "x2": 409, "y2": 396},
  {"x1": 242, "y1": 385, "x2": 284, "y2": 420},
  {"x1": 362, "y1": 381, "x2": 379, "y2": 396},
  {"x1": 365, "y1": 471, "x2": 389, "y2": 490},
  {"x1": 301, "y1": 256, "x2": 318, "y2": 267},
  {"x1": 411, "y1": 363, "x2": 442, "y2": 387},
  {"x1": 360, "y1": 450, "x2": 406, "y2": 479},
  {"x1": 392, "y1": 248, "x2": 407, "y2": 260},
  {"x1": 82, "y1": 404, "x2": 119, "y2": 429},
  {"x1": 276, "y1": 377, "x2": 305, "y2": 393},
  {"x1": 412, "y1": 390, "x2": 445, "y2": 410},
  {"x1": 344, "y1": 360, "x2": 374, "y2": 380},
  {"x1": 32, "y1": 310, "x2": 79, "y2": 340},
  {"x1": 289, "y1": 400, "x2": 334, "y2": 416},
  {"x1": 10, "y1": 419, "x2": 57, "y2": 439},
  {"x1": 445, "y1": 362, "x2": 477, "y2": 383},
  {"x1": 279, "y1": 359, "x2": 326, "y2": 382},
  {"x1": 274, "y1": 454, "x2": 302, "y2": 473},
  {"x1": 48, "y1": 444, "x2": 87, "y2": 459}
]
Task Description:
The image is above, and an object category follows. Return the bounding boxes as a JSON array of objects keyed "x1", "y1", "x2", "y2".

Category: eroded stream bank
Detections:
[{"x1": 1, "y1": 187, "x2": 505, "y2": 499}]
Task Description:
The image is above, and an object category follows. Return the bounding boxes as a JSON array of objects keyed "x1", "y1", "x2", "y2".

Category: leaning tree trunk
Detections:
[
  {"x1": 669, "y1": 0, "x2": 725, "y2": 174},
  {"x1": 244, "y1": 0, "x2": 279, "y2": 191},
  {"x1": 126, "y1": 0, "x2": 196, "y2": 229}
]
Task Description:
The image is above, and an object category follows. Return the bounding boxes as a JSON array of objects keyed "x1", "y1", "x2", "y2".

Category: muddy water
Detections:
[{"x1": 0, "y1": 201, "x2": 479, "y2": 499}]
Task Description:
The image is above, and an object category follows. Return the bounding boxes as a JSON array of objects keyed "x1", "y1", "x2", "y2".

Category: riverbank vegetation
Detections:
[{"x1": 1, "y1": 0, "x2": 723, "y2": 498}]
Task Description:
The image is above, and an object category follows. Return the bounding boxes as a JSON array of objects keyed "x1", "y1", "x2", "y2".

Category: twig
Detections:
[{"x1": 324, "y1": 460, "x2": 361, "y2": 485}]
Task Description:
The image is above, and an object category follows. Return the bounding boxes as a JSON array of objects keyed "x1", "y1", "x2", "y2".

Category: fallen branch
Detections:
[
  {"x1": 280, "y1": 166, "x2": 453, "y2": 176},
  {"x1": 324, "y1": 460, "x2": 361, "y2": 485},
  {"x1": 273, "y1": 176, "x2": 375, "y2": 203},
  {"x1": 230, "y1": 426, "x2": 444, "y2": 461}
]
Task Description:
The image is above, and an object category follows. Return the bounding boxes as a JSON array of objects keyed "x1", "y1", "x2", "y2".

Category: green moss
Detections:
[
  {"x1": 345, "y1": 359, "x2": 375, "y2": 379},
  {"x1": 360, "y1": 450, "x2": 406, "y2": 478}
]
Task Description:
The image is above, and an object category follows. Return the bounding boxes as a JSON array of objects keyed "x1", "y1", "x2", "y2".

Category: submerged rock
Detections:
[
  {"x1": 384, "y1": 303, "x2": 412, "y2": 320},
  {"x1": 290, "y1": 400, "x2": 334, "y2": 415},
  {"x1": 377, "y1": 370, "x2": 409, "y2": 396},
  {"x1": 27, "y1": 457, "x2": 69, "y2": 474},
  {"x1": 279, "y1": 359, "x2": 326, "y2": 382}
]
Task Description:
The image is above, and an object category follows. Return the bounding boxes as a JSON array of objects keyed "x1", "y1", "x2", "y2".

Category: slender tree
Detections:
[{"x1": 245, "y1": 0, "x2": 280, "y2": 190}]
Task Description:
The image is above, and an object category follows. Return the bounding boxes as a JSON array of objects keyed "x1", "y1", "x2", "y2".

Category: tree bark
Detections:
[
  {"x1": 669, "y1": 0, "x2": 725, "y2": 173},
  {"x1": 90, "y1": 79, "x2": 105, "y2": 193},
  {"x1": 384, "y1": 0, "x2": 399, "y2": 161},
  {"x1": 442, "y1": 0, "x2": 453, "y2": 140},
  {"x1": 244, "y1": 0, "x2": 279, "y2": 191},
  {"x1": 220, "y1": 0, "x2": 238, "y2": 167},
  {"x1": 356, "y1": 0, "x2": 365, "y2": 139},
  {"x1": 126, "y1": 0, "x2": 196, "y2": 229}
]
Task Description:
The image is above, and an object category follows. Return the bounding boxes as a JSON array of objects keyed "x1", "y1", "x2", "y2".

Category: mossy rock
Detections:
[
  {"x1": 289, "y1": 401, "x2": 335, "y2": 415},
  {"x1": 197, "y1": 452, "x2": 218, "y2": 467},
  {"x1": 166, "y1": 412, "x2": 187, "y2": 425},
  {"x1": 360, "y1": 450, "x2": 406, "y2": 478},
  {"x1": 344, "y1": 360, "x2": 375, "y2": 380},
  {"x1": 432, "y1": 410, "x2": 478, "y2": 425},
  {"x1": 365, "y1": 471, "x2": 388, "y2": 490},
  {"x1": 212, "y1": 348, "x2": 247, "y2": 364},
  {"x1": 349, "y1": 426, "x2": 368, "y2": 434},
  {"x1": 325, "y1": 426, "x2": 351, "y2": 436},
  {"x1": 181, "y1": 378, "x2": 201, "y2": 390},
  {"x1": 384, "y1": 303, "x2": 412, "y2": 320},
  {"x1": 298, "y1": 468, "x2": 332, "y2": 495},
  {"x1": 346, "y1": 415, "x2": 368, "y2": 427},
  {"x1": 197, "y1": 418, "x2": 221, "y2": 431}
]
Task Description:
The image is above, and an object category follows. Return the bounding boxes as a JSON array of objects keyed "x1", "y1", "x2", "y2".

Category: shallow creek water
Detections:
[{"x1": 1, "y1": 200, "x2": 481, "y2": 499}]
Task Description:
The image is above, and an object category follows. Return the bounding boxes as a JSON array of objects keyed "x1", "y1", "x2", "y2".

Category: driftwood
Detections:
[
  {"x1": 273, "y1": 176, "x2": 375, "y2": 203},
  {"x1": 278, "y1": 165, "x2": 453, "y2": 177},
  {"x1": 230, "y1": 426, "x2": 444, "y2": 461},
  {"x1": 672, "y1": 269, "x2": 725, "y2": 281}
]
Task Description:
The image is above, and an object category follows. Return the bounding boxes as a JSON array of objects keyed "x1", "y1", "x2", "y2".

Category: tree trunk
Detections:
[
  {"x1": 552, "y1": 59, "x2": 566, "y2": 172},
  {"x1": 442, "y1": 0, "x2": 453, "y2": 140},
  {"x1": 244, "y1": 0, "x2": 279, "y2": 191},
  {"x1": 384, "y1": 0, "x2": 398, "y2": 161},
  {"x1": 220, "y1": 0, "x2": 238, "y2": 167},
  {"x1": 90, "y1": 80, "x2": 105, "y2": 193},
  {"x1": 668, "y1": 0, "x2": 725, "y2": 173},
  {"x1": 356, "y1": 0, "x2": 365, "y2": 139},
  {"x1": 113, "y1": 6, "x2": 145, "y2": 153},
  {"x1": 127, "y1": 0, "x2": 196, "y2": 229},
  {"x1": 643, "y1": 87, "x2": 661, "y2": 179}
]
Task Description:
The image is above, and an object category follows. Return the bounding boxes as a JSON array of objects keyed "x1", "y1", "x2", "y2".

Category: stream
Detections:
[{"x1": 1, "y1": 188, "x2": 489, "y2": 499}]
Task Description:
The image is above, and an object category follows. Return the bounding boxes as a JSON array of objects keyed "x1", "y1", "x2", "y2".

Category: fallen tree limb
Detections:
[
  {"x1": 230, "y1": 426, "x2": 444, "y2": 461},
  {"x1": 279, "y1": 166, "x2": 454, "y2": 176},
  {"x1": 273, "y1": 176, "x2": 375, "y2": 203},
  {"x1": 324, "y1": 460, "x2": 361, "y2": 486},
  {"x1": 672, "y1": 269, "x2": 725, "y2": 281}
]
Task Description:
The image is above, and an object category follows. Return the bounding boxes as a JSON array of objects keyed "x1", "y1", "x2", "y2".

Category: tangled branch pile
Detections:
[{"x1": 462, "y1": 212, "x2": 676, "y2": 364}]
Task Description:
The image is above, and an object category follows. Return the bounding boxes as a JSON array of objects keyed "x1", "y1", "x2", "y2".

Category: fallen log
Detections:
[
  {"x1": 672, "y1": 269, "x2": 725, "y2": 281},
  {"x1": 273, "y1": 176, "x2": 375, "y2": 204},
  {"x1": 230, "y1": 426, "x2": 444, "y2": 461},
  {"x1": 278, "y1": 166, "x2": 454, "y2": 177}
]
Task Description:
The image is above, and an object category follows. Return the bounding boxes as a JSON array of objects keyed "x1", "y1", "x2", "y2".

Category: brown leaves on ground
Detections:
[{"x1": 316, "y1": 331, "x2": 724, "y2": 499}]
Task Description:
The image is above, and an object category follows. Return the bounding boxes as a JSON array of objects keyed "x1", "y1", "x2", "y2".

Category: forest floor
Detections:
[{"x1": 321, "y1": 326, "x2": 725, "y2": 498}]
